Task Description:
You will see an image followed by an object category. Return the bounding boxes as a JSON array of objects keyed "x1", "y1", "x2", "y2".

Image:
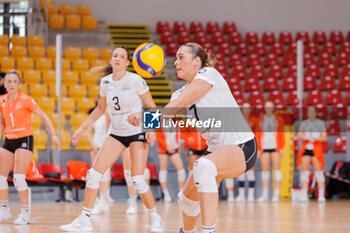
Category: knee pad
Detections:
[
  {"x1": 132, "y1": 175, "x2": 149, "y2": 194},
  {"x1": 177, "y1": 191, "x2": 200, "y2": 217},
  {"x1": 225, "y1": 178, "x2": 234, "y2": 189},
  {"x1": 86, "y1": 168, "x2": 102, "y2": 189},
  {"x1": 193, "y1": 158, "x2": 218, "y2": 193},
  {"x1": 261, "y1": 171, "x2": 270, "y2": 181},
  {"x1": 100, "y1": 168, "x2": 111, "y2": 182},
  {"x1": 300, "y1": 171, "x2": 310, "y2": 183},
  {"x1": 144, "y1": 168, "x2": 150, "y2": 181},
  {"x1": 124, "y1": 170, "x2": 133, "y2": 186},
  {"x1": 13, "y1": 173, "x2": 28, "y2": 191},
  {"x1": 246, "y1": 170, "x2": 255, "y2": 181},
  {"x1": 315, "y1": 171, "x2": 325, "y2": 183},
  {"x1": 159, "y1": 170, "x2": 167, "y2": 183},
  {"x1": 274, "y1": 170, "x2": 282, "y2": 181},
  {"x1": 237, "y1": 173, "x2": 246, "y2": 182},
  {"x1": 177, "y1": 169, "x2": 186, "y2": 182},
  {"x1": 0, "y1": 175, "x2": 9, "y2": 190}
]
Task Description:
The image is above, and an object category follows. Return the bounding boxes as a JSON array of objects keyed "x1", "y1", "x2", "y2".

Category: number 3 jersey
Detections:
[
  {"x1": 171, "y1": 67, "x2": 255, "y2": 151},
  {"x1": 0, "y1": 92, "x2": 38, "y2": 139},
  {"x1": 100, "y1": 71, "x2": 149, "y2": 136}
]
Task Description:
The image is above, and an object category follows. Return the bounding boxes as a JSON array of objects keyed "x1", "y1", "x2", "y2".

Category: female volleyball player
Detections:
[
  {"x1": 60, "y1": 47, "x2": 163, "y2": 232},
  {"x1": 0, "y1": 71, "x2": 60, "y2": 225},
  {"x1": 256, "y1": 100, "x2": 285, "y2": 202},
  {"x1": 297, "y1": 105, "x2": 327, "y2": 203},
  {"x1": 130, "y1": 42, "x2": 257, "y2": 233},
  {"x1": 156, "y1": 128, "x2": 186, "y2": 202}
]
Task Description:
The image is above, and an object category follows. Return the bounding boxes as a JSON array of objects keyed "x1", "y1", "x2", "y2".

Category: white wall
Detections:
[{"x1": 55, "y1": 0, "x2": 350, "y2": 33}]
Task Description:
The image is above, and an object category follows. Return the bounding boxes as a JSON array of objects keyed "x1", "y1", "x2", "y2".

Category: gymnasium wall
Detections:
[{"x1": 55, "y1": 0, "x2": 350, "y2": 33}]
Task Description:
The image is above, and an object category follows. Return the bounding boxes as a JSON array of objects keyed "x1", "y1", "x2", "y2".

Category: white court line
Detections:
[{"x1": 30, "y1": 214, "x2": 61, "y2": 229}]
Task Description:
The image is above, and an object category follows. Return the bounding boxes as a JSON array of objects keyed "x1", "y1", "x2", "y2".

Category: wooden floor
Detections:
[{"x1": 0, "y1": 200, "x2": 350, "y2": 232}]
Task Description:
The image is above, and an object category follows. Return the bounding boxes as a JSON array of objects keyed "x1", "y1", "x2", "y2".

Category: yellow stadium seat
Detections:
[
  {"x1": 23, "y1": 70, "x2": 41, "y2": 84},
  {"x1": 11, "y1": 35, "x2": 27, "y2": 46},
  {"x1": 0, "y1": 56, "x2": 15, "y2": 72},
  {"x1": 46, "y1": 4, "x2": 58, "y2": 17},
  {"x1": 76, "y1": 5, "x2": 91, "y2": 17},
  {"x1": 76, "y1": 97, "x2": 95, "y2": 114},
  {"x1": 29, "y1": 46, "x2": 45, "y2": 58},
  {"x1": 101, "y1": 47, "x2": 113, "y2": 60},
  {"x1": 42, "y1": 70, "x2": 55, "y2": 84},
  {"x1": 0, "y1": 45, "x2": 9, "y2": 57},
  {"x1": 72, "y1": 59, "x2": 89, "y2": 72},
  {"x1": 40, "y1": 0, "x2": 52, "y2": 10},
  {"x1": 65, "y1": 46, "x2": 81, "y2": 60},
  {"x1": 11, "y1": 45, "x2": 27, "y2": 58},
  {"x1": 33, "y1": 129, "x2": 48, "y2": 150},
  {"x1": 62, "y1": 71, "x2": 79, "y2": 84},
  {"x1": 70, "y1": 113, "x2": 88, "y2": 130},
  {"x1": 49, "y1": 14, "x2": 64, "y2": 29},
  {"x1": 61, "y1": 97, "x2": 75, "y2": 116},
  {"x1": 61, "y1": 58, "x2": 72, "y2": 71},
  {"x1": 90, "y1": 59, "x2": 108, "y2": 68},
  {"x1": 31, "y1": 114, "x2": 42, "y2": 130},
  {"x1": 0, "y1": 35, "x2": 9, "y2": 45},
  {"x1": 69, "y1": 84, "x2": 87, "y2": 98},
  {"x1": 17, "y1": 57, "x2": 34, "y2": 71},
  {"x1": 75, "y1": 132, "x2": 91, "y2": 150},
  {"x1": 37, "y1": 96, "x2": 56, "y2": 113},
  {"x1": 53, "y1": 129, "x2": 71, "y2": 150},
  {"x1": 19, "y1": 83, "x2": 29, "y2": 94},
  {"x1": 28, "y1": 35, "x2": 44, "y2": 47},
  {"x1": 83, "y1": 47, "x2": 99, "y2": 60},
  {"x1": 82, "y1": 15, "x2": 97, "y2": 30},
  {"x1": 29, "y1": 84, "x2": 48, "y2": 98},
  {"x1": 35, "y1": 57, "x2": 53, "y2": 71},
  {"x1": 47, "y1": 46, "x2": 56, "y2": 59},
  {"x1": 48, "y1": 84, "x2": 68, "y2": 97},
  {"x1": 66, "y1": 15, "x2": 81, "y2": 30},
  {"x1": 60, "y1": 5, "x2": 75, "y2": 16},
  {"x1": 49, "y1": 114, "x2": 67, "y2": 130},
  {"x1": 88, "y1": 85, "x2": 100, "y2": 98},
  {"x1": 80, "y1": 71, "x2": 98, "y2": 85}
]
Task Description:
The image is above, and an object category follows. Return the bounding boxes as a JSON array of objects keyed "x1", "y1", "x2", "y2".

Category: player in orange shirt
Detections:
[
  {"x1": 0, "y1": 71, "x2": 60, "y2": 225},
  {"x1": 182, "y1": 130, "x2": 207, "y2": 175}
]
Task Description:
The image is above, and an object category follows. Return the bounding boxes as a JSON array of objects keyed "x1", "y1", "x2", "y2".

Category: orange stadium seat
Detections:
[
  {"x1": 17, "y1": 57, "x2": 34, "y2": 71},
  {"x1": 0, "y1": 56, "x2": 15, "y2": 72},
  {"x1": 262, "y1": 31, "x2": 276, "y2": 44},
  {"x1": 80, "y1": 71, "x2": 98, "y2": 85},
  {"x1": 53, "y1": 130, "x2": 71, "y2": 150},
  {"x1": 42, "y1": 70, "x2": 56, "y2": 84},
  {"x1": 206, "y1": 21, "x2": 220, "y2": 34},
  {"x1": 156, "y1": 21, "x2": 170, "y2": 33},
  {"x1": 11, "y1": 35, "x2": 26, "y2": 46},
  {"x1": 101, "y1": 48, "x2": 113, "y2": 60},
  {"x1": 11, "y1": 45, "x2": 27, "y2": 58},
  {"x1": 0, "y1": 45, "x2": 9, "y2": 57},
  {"x1": 295, "y1": 31, "x2": 310, "y2": 43},
  {"x1": 177, "y1": 31, "x2": 191, "y2": 44},
  {"x1": 20, "y1": 84, "x2": 29, "y2": 94},
  {"x1": 223, "y1": 21, "x2": 236, "y2": 34},
  {"x1": 46, "y1": 4, "x2": 58, "y2": 17},
  {"x1": 29, "y1": 46, "x2": 45, "y2": 58},
  {"x1": 312, "y1": 31, "x2": 327, "y2": 44},
  {"x1": 69, "y1": 84, "x2": 87, "y2": 99},
  {"x1": 82, "y1": 15, "x2": 97, "y2": 30},
  {"x1": 49, "y1": 14, "x2": 64, "y2": 29},
  {"x1": 67, "y1": 161, "x2": 88, "y2": 179},
  {"x1": 0, "y1": 34, "x2": 9, "y2": 45},
  {"x1": 29, "y1": 84, "x2": 48, "y2": 98},
  {"x1": 75, "y1": 133, "x2": 92, "y2": 150},
  {"x1": 60, "y1": 5, "x2": 75, "y2": 16},
  {"x1": 65, "y1": 47, "x2": 81, "y2": 60},
  {"x1": 37, "y1": 97, "x2": 56, "y2": 113},
  {"x1": 173, "y1": 21, "x2": 187, "y2": 34},
  {"x1": 31, "y1": 114, "x2": 42, "y2": 130},
  {"x1": 28, "y1": 35, "x2": 44, "y2": 47},
  {"x1": 227, "y1": 31, "x2": 242, "y2": 45},
  {"x1": 22, "y1": 70, "x2": 41, "y2": 84},
  {"x1": 189, "y1": 21, "x2": 204, "y2": 34},
  {"x1": 61, "y1": 97, "x2": 76, "y2": 116},
  {"x1": 245, "y1": 31, "x2": 259, "y2": 44},
  {"x1": 76, "y1": 98, "x2": 95, "y2": 115},
  {"x1": 83, "y1": 47, "x2": 99, "y2": 60},
  {"x1": 72, "y1": 59, "x2": 89, "y2": 72},
  {"x1": 33, "y1": 130, "x2": 47, "y2": 150},
  {"x1": 88, "y1": 85, "x2": 100, "y2": 98},
  {"x1": 48, "y1": 84, "x2": 68, "y2": 98},
  {"x1": 90, "y1": 59, "x2": 108, "y2": 68},
  {"x1": 76, "y1": 5, "x2": 90, "y2": 17},
  {"x1": 278, "y1": 31, "x2": 293, "y2": 44},
  {"x1": 47, "y1": 46, "x2": 56, "y2": 59},
  {"x1": 62, "y1": 71, "x2": 79, "y2": 84},
  {"x1": 71, "y1": 113, "x2": 88, "y2": 130},
  {"x1": 329, "y1": 30, "x2": 344, "y2": 44},
  {"x1": 66, "y1": 15, "x2": 81, "y2": 30},
  {"x1": 61, "y1": 58, "x2": 72, "y2": 71},
  {"x1": 35, "y1": 57, "x2": 53, "y2": 71}
]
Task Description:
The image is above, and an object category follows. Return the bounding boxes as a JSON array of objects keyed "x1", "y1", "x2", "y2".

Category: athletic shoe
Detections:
[
  {"x1": 150, "y1": 212, "x2": 163, "y2": 232},
  {"x1": 247, "y1": 192, "x2": 255, "y2": 202},
  {"x1": 271, "y1": 194, "x2": 279, "y2": 202},
  {"x1": 163, "y1": 192, "x2": 172, "y2": 202},
  {"x1": 298, "y1": 196, "x2": 309, "y2": 203},
  {"x1": 235, "y1": 194, "x2": 245, "y2": 202},
  {"x1": 92, "y1": 198, "x2": 109, "y2": 215},
  {"x1": 60, "y1": 214, "x2": 93, "y2": 232},
  {"x1": 0, "y1": 207, "x2": 12, "y2": 222},
  {"x1": 104, "y1": 194, "x2": 115, "y2": 204},
  {"x1": 14, "y1": 213, "x2": 30, "y2": 225},
  {"x1": 126, "y1": 203, "x2": 137, "y2": 214},
  {"x1": 318, "y1": 196, "x2": 326, "y2": 203},
  {"x1": 256, "y1": 194, "x2": 268, "y2": 202}
]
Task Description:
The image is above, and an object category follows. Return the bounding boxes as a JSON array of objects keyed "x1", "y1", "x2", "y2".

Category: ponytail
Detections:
[{"x1": 184, "y1": 42, "x2": 217, "y2": 68}]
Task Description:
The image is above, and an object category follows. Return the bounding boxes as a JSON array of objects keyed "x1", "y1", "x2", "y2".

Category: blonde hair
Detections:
[{"x1": 183, "y1": 42, "x2": 217, "y2": 68}]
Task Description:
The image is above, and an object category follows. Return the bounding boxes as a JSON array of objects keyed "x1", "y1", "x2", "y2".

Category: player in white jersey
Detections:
[
  {"x1": 297, "y1": 105, "x2": 327, "y2": 203},
  {"x1": 60, "y1": 47, "x2": 163, "y2": 232},
  {"x1": 129, "y1": 42, "x2": 257, "y2": 233}
]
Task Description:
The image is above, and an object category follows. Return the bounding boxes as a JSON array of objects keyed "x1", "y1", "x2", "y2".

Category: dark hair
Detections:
[
  {"x1": 183, "y1": 42, "x2": 217, "y2": 68},
  {"x1": 91, "y1": 46, "x2": 130, "y2": 79},
  {"x1": 5, "y1": 70, "x2": 22, "y2": 82}
]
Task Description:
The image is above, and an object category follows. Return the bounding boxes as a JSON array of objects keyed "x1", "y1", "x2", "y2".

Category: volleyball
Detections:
[{"x1": 132, "y1": 42, "x2": 166, "y2": 78}]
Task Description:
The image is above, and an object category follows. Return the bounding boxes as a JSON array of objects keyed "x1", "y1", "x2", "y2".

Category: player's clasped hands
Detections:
[{"x1": 127, "y1": 112, "x2": 142, "y2": 126}]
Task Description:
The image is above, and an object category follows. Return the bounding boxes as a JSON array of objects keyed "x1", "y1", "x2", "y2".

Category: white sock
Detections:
[
  {"x1": 274, "y1": 188, "x2": 280, "y2": 196},
  {"x1": 318, "y1": 188, "x2": 325, "y2": 198},
  {"x1": 248, "y1": 188, "x2": 254, "y2": 197},
  {"x1": 202, "y1": 225, "x2": 215, "y2": 233},
  {"x1": 227, "y1": 190, "x2": 234, "y2": 198},
  {"x1": 21, "y1": 205, "x2": 29, "y2": 214},
  {"x1": 302, "y1": 188, "x2": 308, "y2": 198},
  {"x1": 262, "y1": 188, "x2": 268, "y2": 197},
  {"x1": 238, "y1": 187, "x2": 245, "y2": 197},
  {"x1": 0, "y1": 200, "x2": 9, "y2": 209},
  {"x1": 148, "y1": 207, "x2": 158, "y2": 217},
  {"x1": 182, "y1": 228, "x2": 196, "y2": 233},
  {"x1": 82, "y1": 207, "x2": 92, "y2": 218}
]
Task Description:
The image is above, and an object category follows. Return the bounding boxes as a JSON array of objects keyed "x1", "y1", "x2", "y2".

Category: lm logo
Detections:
[{"x1": 143, "y1": 110, "x2": 161, "y2": 129}]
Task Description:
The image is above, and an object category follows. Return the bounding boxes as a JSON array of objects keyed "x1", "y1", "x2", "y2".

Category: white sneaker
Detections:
[
  {"x1": 92, "y1": 198, "x2": 109, "y2": 215},
  {"x1": 60, "y1": 214, "x2": 93, "y2": 232},
  {"x1": 150, "y1": 212, "x2": 163, "y2": 232},
  {"x1": 105, "y1": 194, "x2": 114, "y2": 204},
  {"x1": 318, "y1": 196, "x2": 326, "y2": 203},
  {"x1": 163, "y1": 192, "x2": 172, "y2": 202},
  {"x1": 271, "y1": 193, "x2": 279, "y2": 202},
  {"x1": 257, "y1": 194, "x2": 268, "y2": 202},
  {"x1": 227, "y1": 195, "x2": 235, "y2": 202},
  {"x1": 298, "y1": 196, "x2": 309, "y2": 203},
  {"x1": 235, "y1": 194, "x2": 246, "y2": 202},
  {"x1": 247, "y1": 192, "x2": 255, "y2": 202},
  {"x1": 0, "y1": 207, "x2": 12, "y2": 222},
  {"x1": 126, "y1": 204, "x2": 137, "y2": 214},
  {"x1": 14, "y1": 212, "x2": 30, "y2": 225}
]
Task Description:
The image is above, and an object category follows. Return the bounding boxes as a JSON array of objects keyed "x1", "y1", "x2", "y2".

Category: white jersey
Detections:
[
  {"x1": 299, "y1": 119, "x2": 326, "y2": 150},
  {"x1": 92, "y1": 114, "x2": 107, "y2": 148},
  {"x1": 100, "y1": 71, "x2": 149, "y2": 136},
  {"x1": 171, "y1": 67, "x2": 254, "y2": 152}
]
